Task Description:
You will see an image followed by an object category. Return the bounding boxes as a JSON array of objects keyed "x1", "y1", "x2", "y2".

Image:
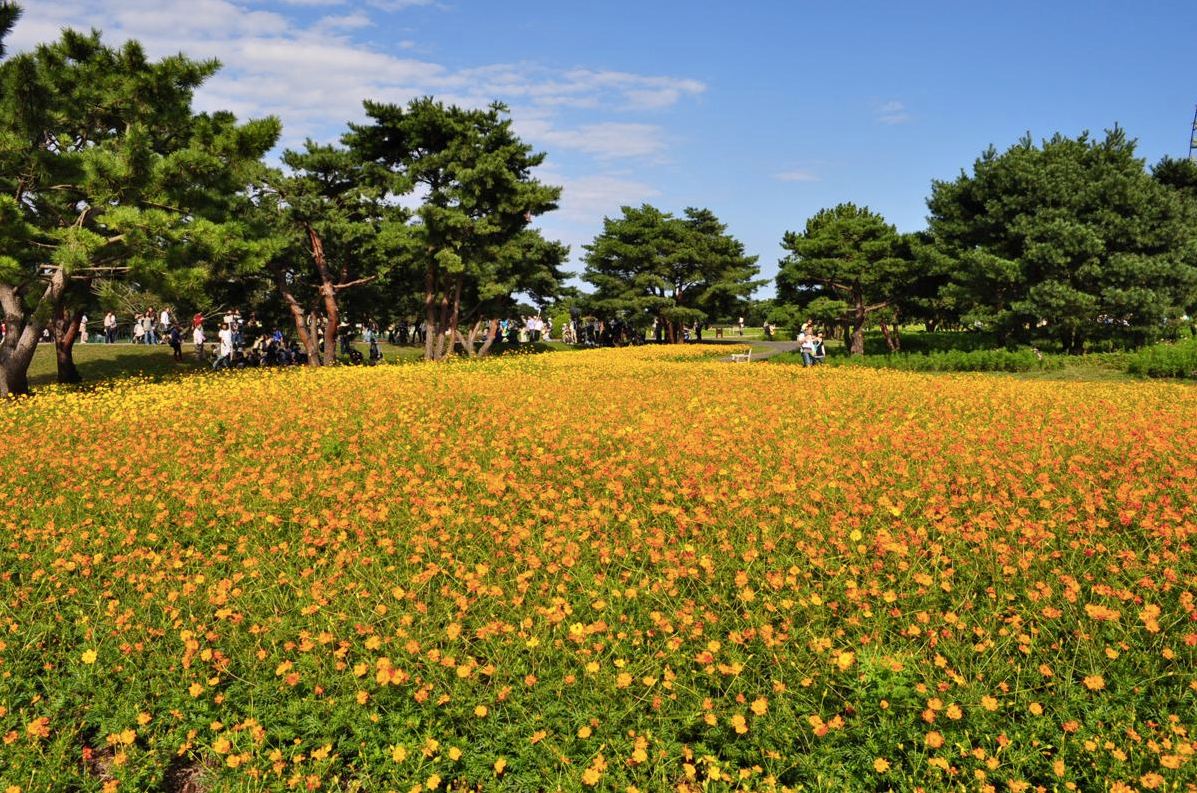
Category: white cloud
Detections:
[
  {"x1": 366, "y1": 0, "x2": 439, "y2": 9},
  {"x1": 312, "y1": 12, "x2": 374, "y2": 32},
  {"x1": 515, "y1": 118, "x2": 668, "y2": 160},
  {"x1": 530, "y1": 167, "x2": 663, "y2": 279},
  {"x1": 8, "y1": 1, "x2": 704, "y2": 154},
  {"x1": 876, "y1": 100, "x2": 910, "y2": 125},
  {"x1": 774, "y1": 168, "x2": 820, "y2": 183},
  {"x1": 538, "y1": 168, "x2": 661, "y2": 223}
]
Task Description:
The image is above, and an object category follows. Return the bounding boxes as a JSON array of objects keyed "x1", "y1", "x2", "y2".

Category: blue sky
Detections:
[{"x1": 11, "y1": 1, "x2": 1197, "y2": 295}]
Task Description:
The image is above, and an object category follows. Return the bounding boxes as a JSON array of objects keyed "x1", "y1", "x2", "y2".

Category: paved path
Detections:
[{"x1": 719, "y1": 340, "x2": 799, "y2": 363}]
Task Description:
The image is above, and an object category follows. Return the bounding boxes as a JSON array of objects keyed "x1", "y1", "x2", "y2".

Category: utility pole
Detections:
[{"x1": 1190, "y1": 105, "x2": 1197, "y2": 161}]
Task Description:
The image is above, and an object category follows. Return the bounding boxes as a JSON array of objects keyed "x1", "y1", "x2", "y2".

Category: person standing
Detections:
[
  {"x1": 812, "y1": 334, "x2": 826, "y2": 365},
  {"x1": 104, "y1": 311, "x2": 117, "y2": 343},
  {"x1": 738, "y1": 316, "x2": 745, "y2": 336},
  {"x1": 366, "y1": 323, "x2": 382, "y2": 363},
  {"x1": 167, "y1": 324, "x2": 183, "y2": 361},
  {"x1": 193, "y1": 322, "x2": 206, "y2": 361},
  {"x1": 143, "y1": 309, "x2": 158, "y2": 345},
  {"x1": 213, "y1": 323, "x2": 233, "y2": 370},
  {"x1": 78, "y1": 314, "x2": 89, "y2": 344},
  {"x1": 159, "y1": 307, "x2": 171, "y2": 337},
  {"x1": 133, "y1": 313, "x2": 146, "y2": 345},
  {"x1": 800, "y1": 332, "x2": 816, "y2": 367}
]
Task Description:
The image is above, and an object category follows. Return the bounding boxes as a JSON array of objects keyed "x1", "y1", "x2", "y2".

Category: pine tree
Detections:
[
  {"x1": 0, "y1": 28, "x2": 278, "y2": 393},
  {"x1": 583, "y1": 205, "x2": 760, "y2": 342},
  {"x1": 345, "y1": 98, "x2": 563, "y2": 361}
]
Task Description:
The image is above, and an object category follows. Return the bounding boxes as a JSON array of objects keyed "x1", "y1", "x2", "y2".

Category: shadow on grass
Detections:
[{"x1": 28, "y1": 345, "x2": 208, "y2": 389}]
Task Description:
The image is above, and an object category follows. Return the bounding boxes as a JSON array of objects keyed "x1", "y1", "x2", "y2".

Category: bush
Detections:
[
  {"x1": 889, "y1": 330, "x2": 1000, "y2": 355},
  {"x1": 551, "y1": 313, "x2": 571, "y2": 340},
  {"x1": 1126, "y1": 337, "x2": 1197, "y2": 379},
  {"x1": 826, "y1": 348, "x2": 1062, "y2": 373}
]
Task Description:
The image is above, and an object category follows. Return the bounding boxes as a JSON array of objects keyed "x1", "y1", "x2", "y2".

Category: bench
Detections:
[{"x1": 730, "y1": 350, "x2": 752, "y2": 363}]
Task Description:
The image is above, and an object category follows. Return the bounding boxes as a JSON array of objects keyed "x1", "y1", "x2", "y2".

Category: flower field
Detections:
[{"x1": 2, "y1": 346, "x2": 1196, "y2": 792}]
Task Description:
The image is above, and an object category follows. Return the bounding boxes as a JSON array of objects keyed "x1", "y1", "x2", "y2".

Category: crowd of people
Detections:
[{"x1": 2, "y1": 307, "x2": 802, "y2": 364}]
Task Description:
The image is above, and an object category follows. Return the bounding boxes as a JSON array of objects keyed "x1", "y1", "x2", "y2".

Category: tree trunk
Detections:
[
  {"x1": 477, "y1": 318, "x2": 500, "y2": 357},
  {"x1": 423, "y1": 260, "x2": 439, "y2": 361},
  {"x1": 0, "y1": 283, "x2": 40, "y2": 398},
  {"x1": 319, "y1": 280, "x2": 338, "y2": 366},
  {"x1": 271, "y1": 264, "x2": 321, "y2": 366},
  {"x1": 52, "y1": 306, "x2": 84, "y2": 385},
  {"x1": 457, "y1": 319, "x2": 488, "y2": 358},
  {"x1": 879, "y1": 321, "x2": 897, "y2": 353},
  {"x1": 446, "y1": 274, "x2": 464, "y2": 355},
  {"x1": 850, "y1": 299, "x2": 867, "y2": 356},
  {"x1": 307, "y1": 310, "x2": 322, "y2": 366},
  {"x1": 307, "y1": 225, "x2": 340, "y2": 367},
  {"x1": 431, "y1": 276, "x2": 453, "y2": 361},
  {"x1": 0, "y1": 268, "x2": 69, "y2": 397},
  {"x1": 1064, "y1": 329, "x2": 1085, "y2": 355}
]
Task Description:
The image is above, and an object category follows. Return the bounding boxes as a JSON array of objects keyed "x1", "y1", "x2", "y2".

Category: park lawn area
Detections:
[
  {"x1": 2, "y1": 346, "x2": 1196, "y2": 791},
  {"x1": 28, "y1": 343, "x2": 208, "y2": 387}
]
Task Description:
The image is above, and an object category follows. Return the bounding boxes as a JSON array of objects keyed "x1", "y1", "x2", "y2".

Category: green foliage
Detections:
[
  {"x1": 252, "y1": 138, "x2": 405, "y2": 360},
  {"x1": 823, "y1": 348, "x2": 1064, "y2": 373},
  {"x1": 777, "y1": 203, "x2": 915, "y2": 354},
  {"x1": 0, "y1": 23, "x2": 279, "y2": 392},
  {"x1": 1125, "y1": 336, "x2": 1197, "y2": 378},
  {"x1": 345, "y1": 98, "x2": 566, "y2": 359},
  {"x1": 0, "y1": 3, "x2": 19, "y2": 59},
  {"x1": 927, "y1": 129, "x2": 1197, "y2": 352},
  {"x1": 582, "y1": 204, "x2": 761, "y2": 340},
  {"x1": 551, "y1": 312, "x2": 571, "y2": 339}
]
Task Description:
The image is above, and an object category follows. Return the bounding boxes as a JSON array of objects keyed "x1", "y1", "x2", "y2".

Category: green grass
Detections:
[
  {"x1": 1002, "y1": 363, "x2": 1135, "y2": 382},
  {"x1": 28, "y1": 343, "x2": 205, "y2": 387}
]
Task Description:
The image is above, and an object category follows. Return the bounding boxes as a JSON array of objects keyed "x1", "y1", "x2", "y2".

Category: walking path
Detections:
[{"x1": 718, "y1": 340, "x2": 799, "y2": 362}]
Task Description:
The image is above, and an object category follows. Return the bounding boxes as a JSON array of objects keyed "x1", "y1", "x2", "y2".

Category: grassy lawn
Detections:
[
  {"x1": 1002, "y1": 362, "x2": 1136, "y2": 382},
  {"x1": 28, "y1": 342, "x2": 206, "y2": 387}
]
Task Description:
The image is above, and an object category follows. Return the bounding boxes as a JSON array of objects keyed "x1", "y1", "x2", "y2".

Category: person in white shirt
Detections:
[
  {"x1": 193, "y1": 324, "x2": 206, "y2": 361},
  {"x1": 159, "y1": 308, "x2": 171, "y2": 335},
  {"x1": 213, "y1": 323, "x2": 233, "y2": 370},
  {"x1": 800, "y1": 333, "x2": 817, "y2": 367},
  {"x1": 78, "y1": 314, "x2": 88, "y2": 343},
  {"x1": 104, "y1": 311, "x2": 117, "y2": 343}
]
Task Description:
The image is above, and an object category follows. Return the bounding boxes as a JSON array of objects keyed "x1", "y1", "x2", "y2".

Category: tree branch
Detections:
[
  {"x1": 332, "y1": 275, "x2": 377, "y2": 291},
  {"x1": 139, "y1": 199, "x2": 187, "y2": 214}
]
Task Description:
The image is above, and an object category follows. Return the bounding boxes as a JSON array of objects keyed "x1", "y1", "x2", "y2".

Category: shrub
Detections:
[
  {"x1": 1126, "y1": 337, "x2": 1197, "y2": 379},
  {"x1": 824, "y1": 348, "x2": 1062, "y2": 373}
]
